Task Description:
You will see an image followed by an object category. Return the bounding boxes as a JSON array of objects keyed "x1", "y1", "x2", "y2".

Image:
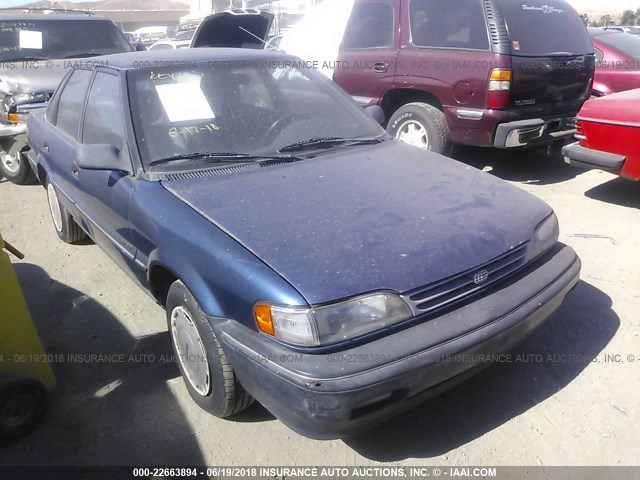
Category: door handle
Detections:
[
  {"x1": 71, "y1": 163, "x2": 80, "y2": 179},
  {"x1": 43, "y1": 142, "x2": 49, "y2": 152},
  {"x1": 373, "y1": 62, "x2": 389, "y2": 73}
]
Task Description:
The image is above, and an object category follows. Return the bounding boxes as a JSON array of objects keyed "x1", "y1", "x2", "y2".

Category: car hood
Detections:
[
  {"x1": 161, "y1": 141, "x2": 552, "y2": 305},
  {"x1": 191, "y1": 10, "x2": 273, "y2": 49},
  {"x1": 0, "y1": 59, "x2": 70, "y2": 96},
  {"x1": 579, "y1": 88, "x2": 640, "y2": 128}
]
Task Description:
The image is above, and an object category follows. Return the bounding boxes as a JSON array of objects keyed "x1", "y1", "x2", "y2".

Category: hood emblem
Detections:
[{"x1": 474, "y1": 269, "x2": 490, "y2": 285}]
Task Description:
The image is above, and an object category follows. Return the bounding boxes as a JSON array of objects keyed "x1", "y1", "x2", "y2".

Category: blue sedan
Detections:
[{"x1": 26, "y1": 49, "x2": 580, "y2": 439}]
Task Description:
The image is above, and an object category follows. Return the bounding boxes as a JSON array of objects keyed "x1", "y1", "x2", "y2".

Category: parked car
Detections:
[
  {"x1": 124, "y1": 32, "x2": 147, "y2": 51},
  {"x1": 279, "y1": 0, "x2": 595, "y2": 155},
  {"x1": 174, "y1": 29, "x2": 196, "y2": 41},
  {"x1": 148, "y1": 40, "x2": 191, "y2": 51},
  {"x1": 562, "y1": 89, "x2": 640, "y2": 181},
  {"x1": 27, "y1": 48, "x2": 580, "y2": 439},
  {"x1": 603, "y1": 26, "x2": 640, "y2": 35},
  {"x1": 590, "y1": 28, "x2": 640, "y2": 96},
  {"x1": 0, "y1": 12, "x2": 132, "y2": 184},
  {"x1": 191, "y1": 9, "x2": 274, "y2": 49}
]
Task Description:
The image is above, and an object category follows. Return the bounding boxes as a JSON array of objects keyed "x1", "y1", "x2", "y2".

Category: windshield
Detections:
[
  {"x1": 0, "y1": 19, "x2": 131, "y2": 62},
  {"x1": 598, "y1": 32, "x2": 640, "y2": 59},
  {"x1": 128, "y1": 62, "x2": 384, "y2": 169},
  {"x1": 500, "y1": 0, "x2": 593, "y2": 56}
]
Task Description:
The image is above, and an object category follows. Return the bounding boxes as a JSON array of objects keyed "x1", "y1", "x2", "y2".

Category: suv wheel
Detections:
[
  {"x1": 46, "y1": 179, "x2": 86, "y2": 244},
  {"x1": 166, "y1": 280, "x2": 254, "y2": 418},
  {"x1": 0, "y1": 150, "x2": 35, "y2": 185},
  {"x1": 387, "y1": 102, "x2": 453, "y2": 156}
]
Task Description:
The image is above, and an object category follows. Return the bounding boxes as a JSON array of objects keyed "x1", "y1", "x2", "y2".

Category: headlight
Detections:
[
  {"x1": 254, "y1": 292, "x2": 413, "y2": 347},
  {"x1": 527, "y1": 213, "x2": 559, "y2": 261}
]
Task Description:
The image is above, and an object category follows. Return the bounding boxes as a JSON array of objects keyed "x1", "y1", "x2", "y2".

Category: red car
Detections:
[
  {"x1": 590, "y1": 28, "x2": 640, "y2": 96},
  {"x1": 562, "y1": 89, "x2": 640, "y2": 181}
]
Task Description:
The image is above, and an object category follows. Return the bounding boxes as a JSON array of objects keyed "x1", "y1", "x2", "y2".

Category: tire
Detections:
[
  {"x1": 166, "y1": 280, "x2": 254, "y2": 418},
  {"x1": 0, "y1": 377, "x2": 47, "y2": 443},
  {"x1": 387, "y1": 102, "x2": 453, "y2": 156},
  {"x1": 45, "y1": 179, "x2": 86, "y2": 244},
  {"x1": 0, "y1": 150, "x2": 36, "y2": 185}
]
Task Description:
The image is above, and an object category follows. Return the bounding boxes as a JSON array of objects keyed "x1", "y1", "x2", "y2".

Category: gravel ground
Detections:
[{"x1": 0, "y1": 147, "x2": 638, "y2": 467}]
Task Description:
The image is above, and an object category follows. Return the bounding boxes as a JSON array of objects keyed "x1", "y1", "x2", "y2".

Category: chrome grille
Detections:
[{"x1": 403, "y1": 243, "x2": 529, "y2": 316}]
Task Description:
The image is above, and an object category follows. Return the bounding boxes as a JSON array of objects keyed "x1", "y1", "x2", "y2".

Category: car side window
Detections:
[
  {"x1": 342, "y1": 3, "x2": 394, "y2": 49},
  {"x1": 410, "y1": 0, "x2": 489, "y2": 50},
  {"x1": 82, "y1": 72, "x2": 126, "y2": 153},
  {"x1": 55, "y1": 69, "x2": 93, "y2": 139}
]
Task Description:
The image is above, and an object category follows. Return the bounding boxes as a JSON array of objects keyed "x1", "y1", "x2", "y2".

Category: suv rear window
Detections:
[
  {"x1": 0, "y1": 19, "x2": 131, "y2": 62},
  {"x1": 410, "y1": 0, "x2": 489, "y2": 50},
  {"x1": 597, "y1": 32, "x2": 640, "y2": 59},
  {"x1": 499, "y1": 0, "x2": 593, "y2": 56}
]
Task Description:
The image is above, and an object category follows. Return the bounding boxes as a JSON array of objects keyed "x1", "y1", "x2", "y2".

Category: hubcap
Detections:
[
  {"x1": 0, "y1": 392, "x2": 36, "y2": 430},
  {"x1": 171, "y1": 306, "x2": 210, "y2": 396},
  {"x1": 397, "y1": 121, "x2": 430, "y2": 150},
  {"x1": 47, "y1": 183, "x2": 63, "y2": 233},
  {"x1": 2, "y1": 152, "x2": 21, "y2": 174}
]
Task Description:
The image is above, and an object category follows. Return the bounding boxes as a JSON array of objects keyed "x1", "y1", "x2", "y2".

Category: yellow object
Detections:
[{"x1": 0, "y1": 233, "x2": 56, "y2": 390}]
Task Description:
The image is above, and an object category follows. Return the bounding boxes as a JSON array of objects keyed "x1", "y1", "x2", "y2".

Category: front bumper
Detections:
[
  {"x1": 562, "y1": 141, "x2": 626, "y2": 174},
  {"x1": 0, "y1": 121, "x2": 27, "y2": 139},
  {"x1": 212, "y1": 244, "x2": 580, "y2": 439},
  {"x1": 494, "y1": 116, "x2": 576, "y2": 148}
]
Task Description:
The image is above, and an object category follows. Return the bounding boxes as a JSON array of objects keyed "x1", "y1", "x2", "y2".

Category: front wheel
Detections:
[
  {"x1": 0, "y1": 150, "x2": 36, "y2": 185},
  {"x1": 0, "y1": 378, "x2": 47, "y2": 443},
  {"x1": 387, "y1": 102, "x2": 453, "y2": 156},
  {"x1": 166, "y1": 280, "x2": 254, "y2": 418}
]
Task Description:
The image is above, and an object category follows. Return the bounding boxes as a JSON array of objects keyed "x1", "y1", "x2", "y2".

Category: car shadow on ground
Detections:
[
  {"x1": 0, "y1": 263, "x2": 205, "y2": 467},
  {"x1": 345, "y1": 280, "x2": 618, "y2": 461},
  {"x1": 585, "y1": 178, "x2": 640, "y2": 209},
  {"x1": 452, "y1": 146, "x2": 582, "y2": 186}
]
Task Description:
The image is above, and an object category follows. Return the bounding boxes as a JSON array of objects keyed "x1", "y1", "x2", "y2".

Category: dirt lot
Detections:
[{"x1": 0, "y1": 148, "x2": 638, "y2": 467}]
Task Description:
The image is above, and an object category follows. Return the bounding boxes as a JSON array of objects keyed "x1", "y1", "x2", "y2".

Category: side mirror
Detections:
[
  {"x1": 365, "y1": 105, "x2": 385, "y2": 125},
  {"x1": 76, "y1": 144, "x2": 132, "y2": 175}
]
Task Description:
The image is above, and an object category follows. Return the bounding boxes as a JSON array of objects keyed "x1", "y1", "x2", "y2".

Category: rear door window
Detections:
[
  {"x1": 82, "y1": 73, "x2": 126, "y2": 152},
  {"x1": 409, "y1": 0, "x2": 489, "y2": 50},
  {"x1": 343, "y1": 3, "x2": 394, "y2": 49},
  {"x1": 55, "y1": 69, "x2": 93, "y2": 139},
  {"x1": 499, "y1": 0, "x2": 593, "y2": 56}
]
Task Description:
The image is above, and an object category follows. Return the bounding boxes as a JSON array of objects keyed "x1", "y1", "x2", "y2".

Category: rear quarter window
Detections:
[
  {"x1": 410, "y1": 0, "x2": 489, "y2": 50},
  {"x1": 499, "y1": 0, "x2": 593, "y2": 56}
]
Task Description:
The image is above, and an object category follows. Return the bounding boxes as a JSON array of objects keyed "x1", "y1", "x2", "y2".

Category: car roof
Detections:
[
  {"x1": 588, "y1": 27, "x2": 617, "y2": 38},
  {"x1": 0, "y1": 13, "x2": 113, "y2": 21},
  {"x1": 96, "y1": 48, "x2": 295, "y2": 70}
]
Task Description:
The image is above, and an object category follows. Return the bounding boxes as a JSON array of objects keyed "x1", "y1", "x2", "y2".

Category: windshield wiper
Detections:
[
  {"x1": 148, "y1": 152, "x2": 299, "y2": 167},
  {"x1": 278, "y1": 137, "x2": 381, "y2": 153},
  {"x1": 61, "y1": 52, "x2": 100, "y2": 59}
]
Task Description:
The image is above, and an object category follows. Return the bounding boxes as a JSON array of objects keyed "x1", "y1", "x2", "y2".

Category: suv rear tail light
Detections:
[
  {"x1": 487, "y1": 69, "x2": 512, "y2": 110},
  {"x1": 575, "y1": 120, "x2": 586, "y2": 142}
]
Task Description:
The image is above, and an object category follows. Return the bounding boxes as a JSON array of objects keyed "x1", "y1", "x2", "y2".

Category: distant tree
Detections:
[
  {"x1": 579, "y1": 13, "x2": 589, "y2": 26},
  {"x1": 599, "y1": 15, "x2": 611, "y2": 27},
  {"x1": 621, "y1": 9, "x2": 635, "y2": 25}
]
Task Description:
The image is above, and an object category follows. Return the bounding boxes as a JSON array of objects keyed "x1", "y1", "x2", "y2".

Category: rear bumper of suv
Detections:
[
  {"x1": 212, "y1": 244, "x2": 580, "y2": 439},
  {"x1": 494, "y1": 116, "x2": 577, "y2": 148}
]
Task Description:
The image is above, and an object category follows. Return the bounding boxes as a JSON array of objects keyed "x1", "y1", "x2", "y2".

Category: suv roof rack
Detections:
[{"x1": 0, "y1": 7, "x2": 94, "y2": 15}]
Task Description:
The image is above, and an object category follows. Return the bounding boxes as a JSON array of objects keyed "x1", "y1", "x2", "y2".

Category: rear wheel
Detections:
[
  {"x1": 166, "y1": 280, "x2": 253, "y2": 418},
  {"x1": 46, "y1": 179, "x2": 86, "y2": 244},
  {"x1": 387, "y1": 102, "x2": 453, "y2": 156},
  {"x1": 0, "y1": 150, "x2": 36, "y2": 185}
]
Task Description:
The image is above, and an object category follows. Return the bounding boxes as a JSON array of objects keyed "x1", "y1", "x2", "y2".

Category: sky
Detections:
[{"x1": 0, "y1": 0, "x2": 638, "y2": 11}]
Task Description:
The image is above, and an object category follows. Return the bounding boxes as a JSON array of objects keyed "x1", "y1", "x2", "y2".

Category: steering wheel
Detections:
[{"x1": 266, "y1": 112, "x2": 313, "y2": 139}]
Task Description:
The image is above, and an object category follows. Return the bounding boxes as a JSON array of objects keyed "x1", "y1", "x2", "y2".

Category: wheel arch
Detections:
[{"x1": 381, "y1": 88, "x2": 444, "y2": 121}]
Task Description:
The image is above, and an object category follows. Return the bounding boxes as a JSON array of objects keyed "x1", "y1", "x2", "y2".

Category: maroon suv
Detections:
[{"x1": 281, "y1": 0, "x2": 595, "y2": 155}]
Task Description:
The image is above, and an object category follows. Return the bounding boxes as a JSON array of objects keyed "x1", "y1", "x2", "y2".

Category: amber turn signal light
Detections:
[{"x1": 254, "y1": 304, "x2": 275, "y2": 336}]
